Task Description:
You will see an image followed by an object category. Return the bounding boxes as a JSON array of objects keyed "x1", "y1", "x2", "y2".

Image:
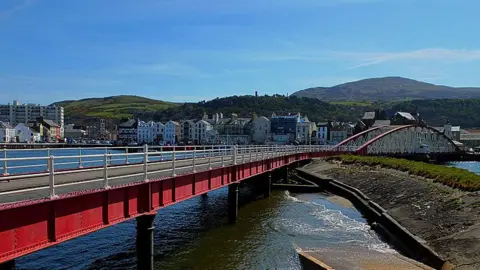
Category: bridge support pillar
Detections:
[
  {"x1": 284, "y1": 167, "x2": 289, "y2": 184},
  {"x1": 0, "y1": 260, "x2": 15, "y2": 270},
  {"x1": 136, "y1": 213, "x2": 156, "y2": 270},
  {"x1": 265, "y1": 172, "x2": 272, "y2": 198},
  {"x1": 201, "y1": 193, "x2": 208, "y2": 198},
  {"x1": 228, "y1": 183, "x2": 239, "y2": 224}
]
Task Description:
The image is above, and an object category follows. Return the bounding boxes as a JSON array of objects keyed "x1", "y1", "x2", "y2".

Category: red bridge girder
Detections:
[{"x1": 0, "y1": 151, "x2": 332, "y2": 264}]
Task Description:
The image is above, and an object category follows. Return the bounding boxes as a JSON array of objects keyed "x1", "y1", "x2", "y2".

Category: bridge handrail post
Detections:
[
  {"x1": 249, "y1": 146, "x2": 253, "y2": 162},
  {"x1": 2, "y1": 147, "x2": 7, "y2": 176},
  {"x1": 193, "y1": 146, "x2": 197, "y2": 172},
  {"x1": 48, "y1": 156, "x2": 58, "y2": 199},
  {"x1": 125, "y1": 146, "x2": 129, "y2": 164},
  {"x1": 143, "y1": 144, "x2": 149, "y2": 182},
  {"x1": 221, "y1": 147, "x2": 225, "y2": 167},
  {"x1": 103, "y1": 153, "x2": 110, "y2": 189},
  {"x1": 208, "y1": 146, "x2": 212, "y2": 169},
  {"x1": 78, "y1": 148, "x2": 83, "y2": 168},
  {"x1": 47, "y1": 148, "x2": 51, "y2": 160},
  {"x1": 241, "y1": 146, "x2": 245, "y2": 164},
  {"x1": 233, "y1": 145, "x2": 237, "y2": 165},
  {"x1": 172, "y1": 147, "x2": 177, "y2": 177}
]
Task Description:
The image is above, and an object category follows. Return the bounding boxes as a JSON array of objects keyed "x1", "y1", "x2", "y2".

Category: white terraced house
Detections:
[{"x1": 0, "y1": 122, "x2": 16, "y2": 143}]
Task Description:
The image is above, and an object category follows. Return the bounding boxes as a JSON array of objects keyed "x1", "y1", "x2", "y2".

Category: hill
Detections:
[
  {"x1": 293, "y1": 77, "x2": 480, "y2": 101},
  {"x1": 52, "y1": 95, "x2": 178, "y2": 123},
  {"x1": 55, "y1": 95, "x2": 480, "y2": 128}
]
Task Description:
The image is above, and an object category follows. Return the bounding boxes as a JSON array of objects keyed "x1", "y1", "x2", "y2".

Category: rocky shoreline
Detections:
[{"x1": 303, "y1": 160, "x2": 480, "y2": 270}]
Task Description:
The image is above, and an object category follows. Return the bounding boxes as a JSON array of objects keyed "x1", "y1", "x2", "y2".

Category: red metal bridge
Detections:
[{"x1": 0, "y1": 125, "x2": 460, "y2": 269}]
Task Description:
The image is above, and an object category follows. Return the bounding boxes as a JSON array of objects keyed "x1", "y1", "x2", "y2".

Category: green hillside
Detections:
[{"x1": 52, "y1": 95, "x2": 179, "y2": 122}]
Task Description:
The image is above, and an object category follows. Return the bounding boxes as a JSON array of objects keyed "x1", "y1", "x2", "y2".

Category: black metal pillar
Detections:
[
  {"x1": 0, "y1": 260, "x2": 15, "y2": 270},
  {"x1": 228, "y1": 183, "x2": 239, "y2": 224},
  {"x1": 136, "y1": 214, "x2": 156, "y2": 270},
  {"x1": 265, "y1": 172, "x2": 272, "y2": 197}
]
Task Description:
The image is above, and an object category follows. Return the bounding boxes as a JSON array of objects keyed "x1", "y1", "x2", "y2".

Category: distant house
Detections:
[
  {"x1": 194, "y1": 120, "x2": 213, "y2": 144},
  {"x1": 251, "y1": 116, "x2": 271, "y2": 144},
  {"x1": 117, "y1": 119, "x2": 138, "y2": 144},
  {"x1": 15, "y1": 123, "x2": 41, "y2": 143},
  {"x1": 392, "y1": 112, "x2": 416, "y2": 125},
  {"x1": 30, "y1": 117, "x2": 60, "y2": 142},
  {"x1": 164, "y1": 120, "x2": 180, "y2": 145},
  {"x1": 180, "y1": 120, "x2": 195, "y2": 143},
  {"x1": 362, "y1": 109, "x2": 389, "y2": 128},
  {"x1": 317, "y1": 122, "x2": 330, "y2": 145},
  {"x1": 0, "y1": 122, "x2": 16, "y2": 143}
]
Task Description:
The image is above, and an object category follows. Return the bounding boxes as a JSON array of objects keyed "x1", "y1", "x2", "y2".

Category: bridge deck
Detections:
[{"x1": 0, "y1": 152, "x2": 256, "y2": 204}]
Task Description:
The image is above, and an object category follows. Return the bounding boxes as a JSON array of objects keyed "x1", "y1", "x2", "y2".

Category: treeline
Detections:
[{"x1": 134, "y1": 95, "x2": 372, "y2": 123}]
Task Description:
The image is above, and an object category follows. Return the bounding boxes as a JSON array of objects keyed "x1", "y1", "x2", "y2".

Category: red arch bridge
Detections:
[{"x1": 0, "y1": 125, "x2": 460, "y2": 269}]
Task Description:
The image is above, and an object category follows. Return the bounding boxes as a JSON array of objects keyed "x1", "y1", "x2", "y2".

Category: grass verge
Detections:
[{"x1": 326, "y1": 155, "x2": 480, "y2": 191}]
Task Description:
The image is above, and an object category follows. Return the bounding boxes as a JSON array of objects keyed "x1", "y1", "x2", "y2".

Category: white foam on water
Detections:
[{"x1": 283, "y1": 191, "x2": 395, "y2": 253}]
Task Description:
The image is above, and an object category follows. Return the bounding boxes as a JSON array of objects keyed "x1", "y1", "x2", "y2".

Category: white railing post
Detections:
[
  {"x1": 221, "y1": 148, "x2": 225, "y2": 167},
  {"x1": 160, "y1": 146, "x2": 163, "y2": 161},
  {"x1": 2, "y1": 148, "x2": 7, "y2": 176},
  {"x1": 143, "y1": 144, "x2": 149, "y2": 182},
  {"x1": 125, "y1": 146, "x2": 129, "y2": 164},
  {"x1": 208, "y1": 147, "x2": 212, "y2": 169},
  {"x1": 233, "y1": 145, "x2": 237, "y2": 165},
  {"x1": 47, "y1": 148, "x2": 51, "y2": 159},
  {"x1": 262, "y1": 146, "x2": 265, "y2": 160},
  {"x1": 104, "y1": 147, "x2": 108, "y2": 165},
  {"x1": 192, "y1": 146, "x2": 197, "y2": 172},
  {"x1": 172, "y1": 147, "x2": 177, "y2": 177},
  {"x1": 78, "y1": 148, "x2": 83, "y2": 168},
  {"x1": 103, "y1": 153, "x2": 109, "y2": 189},
  {"x1": 249, "y1": 146, "x2": 253, "y2": 162},
  {"x1": 48, "y1": 156, "x2": 58, "y2": 199}
]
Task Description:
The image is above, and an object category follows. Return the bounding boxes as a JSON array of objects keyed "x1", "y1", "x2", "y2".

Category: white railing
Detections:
[{"x1": 0, "y1": 145, "x2": 343, "y2": 199}]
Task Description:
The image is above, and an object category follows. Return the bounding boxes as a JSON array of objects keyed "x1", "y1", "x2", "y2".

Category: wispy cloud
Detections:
[
  {"x1": 347, "y1": 49, "x2": 480, "y2": 68},
  {"x1": 250, "y1": 48, "x2": 480, "y2": 68},
  {"x1": 0, "y1": 0, "x2": 35, "y2": 20}
]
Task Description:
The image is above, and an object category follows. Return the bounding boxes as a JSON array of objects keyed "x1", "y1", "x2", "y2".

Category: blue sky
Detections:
[{"x1": 1, "y1": 0, "x2": 480, "y2": 104}]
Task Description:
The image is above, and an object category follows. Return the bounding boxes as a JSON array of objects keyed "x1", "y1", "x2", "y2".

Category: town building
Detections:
[
  {"x1": 317, "y1": 122, "x2": 330, "y2": 145},
  {"x1": 27, "y1": 117, "x2": 60, "y2": 142},
  {"x1": 164, "y1": 120, "x2": 180, "y2": 145},
  {"x1": 296, "y1": 116, "x2": 317, "y2": 144},
  {"x1": 251, "y1": 116, "x2": 271, "y2": 144},
  {"x1": 117, "y1": 119, "x2": 138, "y2": 144},
  {"x1": 0, "y1": 100, "x2": 64, "y2": 137},
  {"x1": 392, "y1": 112, "x2": 417, "y2": 125},
  {"x1": 64, "y1": 124, "x2": 86, "y2": 139},
  {"x1": 180, "y1": 120, "x2": 195, "y2": 143},
  {"x1": 15, "y1": 123, "x2": 41, "y2": 143},
  {"x1": 194, "y1": 120, "x2": 213, "y2": 144},
  {"x1": 271, "y1": 113, "x2": 301, "y2": 144},
  {"x1": 0, "y1": 122, "x2": 16, "y2": 143},
  {"x1": 209, "y1": 113, "x2": 252, "y2": 145}
]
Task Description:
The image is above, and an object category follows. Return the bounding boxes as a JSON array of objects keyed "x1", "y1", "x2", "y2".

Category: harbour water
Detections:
[
  {"x1": 10, "y1": 154, "x2": 480, "y2": 269},
  {"x1": 16, "y1": 188, "x2": 393, "y2": 269}
]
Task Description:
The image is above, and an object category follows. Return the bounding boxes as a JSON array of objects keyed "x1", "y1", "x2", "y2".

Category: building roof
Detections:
[
  {"x1": 362, "y1": 112, "x2": 376, "y2": 120},
  {"x1": 372, "y1": 120, "x2": 391, "y2": 127},
  {"x1": 396, "y1": 112, "x2": 416, "y2": 121},
  {"x1": 118, "y1": 119, "x2": 137, "y2": 128},
  {"x1": 317, "y1": 122, "x2": 329, "y2": 126},
  {"x1": 0, "y1": 122, "x2": 13, "y2": 129}
]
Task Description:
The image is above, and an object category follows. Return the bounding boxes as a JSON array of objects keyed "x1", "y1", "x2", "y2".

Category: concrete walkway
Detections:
[
  {"x1": 298, "y1": 247, "x2": 433, "y2": 270},
  {"x1": 0, "y1": 152, "x2": 265, "y2": 204}
]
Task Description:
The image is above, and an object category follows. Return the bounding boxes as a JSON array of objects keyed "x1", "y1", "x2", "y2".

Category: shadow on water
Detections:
[{"x1": 16, "y1": 178, "x2": 395, "y2": 270}]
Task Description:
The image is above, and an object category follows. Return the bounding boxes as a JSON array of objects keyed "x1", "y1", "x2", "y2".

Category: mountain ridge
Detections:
[{"x1": 292, "y1": 77, "x2": 480, "y2": 101}]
